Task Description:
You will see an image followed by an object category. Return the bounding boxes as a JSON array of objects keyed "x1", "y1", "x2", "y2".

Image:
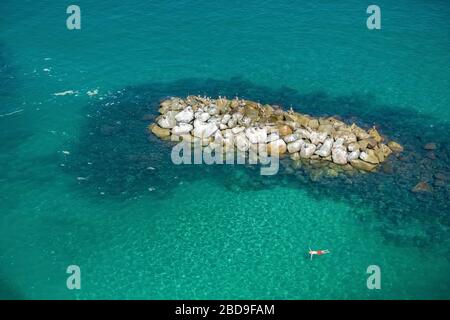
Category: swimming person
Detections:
[{"x1": 309, "y1": 248, "x2": 330, "y2": 260}]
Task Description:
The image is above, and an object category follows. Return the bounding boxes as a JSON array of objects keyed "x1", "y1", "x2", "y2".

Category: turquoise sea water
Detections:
[{"x1": 0, "y1": 0, "x2": 449, "y2": 299}]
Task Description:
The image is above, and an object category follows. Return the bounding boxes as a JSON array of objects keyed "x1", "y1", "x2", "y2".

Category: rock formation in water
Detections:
[{"x1": 148, "y1": 96, "x2": 403, "y2": 175}]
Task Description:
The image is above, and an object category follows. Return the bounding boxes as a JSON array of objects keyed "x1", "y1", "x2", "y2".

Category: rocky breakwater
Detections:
[{"x1": 148, "y1": 96, "x2": 403, "y2": 176}]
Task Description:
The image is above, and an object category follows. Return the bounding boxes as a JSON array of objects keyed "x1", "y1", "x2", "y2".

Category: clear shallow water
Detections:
[{"x1": 0, "y1": 0, "x2": 449, "y2": 299}]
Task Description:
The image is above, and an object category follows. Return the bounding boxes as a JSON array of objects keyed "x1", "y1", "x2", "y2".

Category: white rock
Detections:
[
  {"x1": 332, "y1": 146, "x2": 348, "y2": 164},
  {"x1": 348, "y1": 142, "x2": 360, "y2": 152},
  {"x1": 193, "y1": 119, "x2": 205, "y2": 128},
  {"x1": 199, "y1": 112, "x2": 210, "y2": 122},
  {"x1": 336, "y1": 131, "x2": 357, "y2": 144},
  {"x1": 235, "y1": 133, "x2": 250, "y2": 152},
  {"x1": 347, "y1": 150, "x2": 360, "y2": 161},
  {"x1": 192, "y1": 122, "x2": 218, "y2": 138},
  {"x1": 232, "y1": 113, "x2": 243, "y2": 121},
  {"x1": 287, "y1": 139, "x2": 305, "y2": 153},
  {"x1": 245, "y1": 127, "x2": 267, "y2": 144},
  {"x1": 223, "y1": 129, "x2": 234, "y2": 140},
  {"x1": 172, "y1": 123, "x2": 193, "y2": 135},
  {"x1": 333, "y1": 138, "x2": 345, "y2": 148},
  {"x1": 295, "y1": 128, "x2": 311, "y2": 140},
  {"x1": 214, "y1": 130, "x2": 223, "y2": 144},
  {"x1": 219, "y1": 123, "x2": 228, "y2": 130},
  {"x1": 208, "y1": 106, "x2": 218, "y2": 116},
  {"x1": 175, "y1": 107, "x2": 194, "y2": 123},
  {"x1": 283, "y1": 133, "x2": 298, "y2": 143},
  {"x1": 248, "y1": 150, "x2": 259, "y2": 163},
  {"x1": 157, "y1": 111, "x2": 177, "y2": 129},
  {"x1": 309, "y1": 131, "x2": 328, "y2": 145},
  {"x1": 269, "y1": 139, "x2": 287, "y2": 155},
  {"x1": 359, "y1": 151, "x2": 379, "y2": 164},
  {"x1": 222, "y1": 130, "x2": 235, "y2": 146},
  {"x1": 300, "y1": 143, "x2": 317, "y2": 158},
  {"x1": 207, "y1": 116, "x2": 221, "y2": 125},
  {"x1": 227, "y1": 118, "x2": 237, "y2": 128},
  {"x1": 231, "y1": 126, "x2": 245, "y2": 134},
  {"x1": 266, "y1": 132, "x2": 280, "y2": 143},
  {"x1": 239, "y1": 116, "x2": 252, "y2": 127},
  {"x1": 221, "y1": 114, "x2": 231, "y2": 124},
  {"x1": 315, "y1": 138, "x2": 333, "y2": 157}
]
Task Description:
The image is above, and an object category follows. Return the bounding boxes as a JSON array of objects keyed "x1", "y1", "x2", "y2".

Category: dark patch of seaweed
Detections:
[{"x1": 65, "y1": 77, "x2": 450, "y2": 251}]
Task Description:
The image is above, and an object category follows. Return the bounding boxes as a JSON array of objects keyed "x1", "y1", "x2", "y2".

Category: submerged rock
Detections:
[
  {"x1": 412, "y1": 181, "x2": 432, "y2": 193},
  {"x1": 423, "y1": 142, "x2": 437, "y2": 150},
  {"x1": 387, "y1": 141, "x2": 404, "y2": 153}
]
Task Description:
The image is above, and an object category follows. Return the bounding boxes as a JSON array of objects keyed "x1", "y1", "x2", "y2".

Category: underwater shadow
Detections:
[
  {"x1": 0, "y1": 272, "x2": 24, "y2": 300},
  {"x1": 66, "y1": 77, "x2": 450, "y2": 249},
  {"x1": 0, "y1": 42, "x2": 34, "y2": 155}
]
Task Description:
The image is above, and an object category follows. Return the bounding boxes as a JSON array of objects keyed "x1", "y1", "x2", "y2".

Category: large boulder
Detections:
[
  {"x1": 231, "y1": 126, "x2": 245, "y2": 134},
  {"x1": 359, "y1": 150, "x2": 379, "y2": 164},
  {"x1": 308, "y1": 119, "x2": 319, "y2": 129},
  {"x1": 333, "y1": 138, "x2": 345, "y2": 148},
  {"x1": 149, "y1": 124, "x2": 171, "y2": 139},
  {"x1": 222, "y1": 130, "x2": 235, "y2": 147},
  {"x1": 347, "y1": 150, "x2": 360, "y2": 161},
  {"x1": 193, "y1": 122, "x2": 218, "y2": 138},
  {"x1": 172, "y1": 123, "x2": 193, "y2": 135},
  {"x1": 295, "y1": 128, "x2": 311, "y2": 140},
  {"x1": 374, "y1": 144, "x2": 392, "y2": 162},
  {"x1": 300, "y1": 143, "x2": 317, "y2": 159},
  {"x1": 412, "y1": 181, "x2": 432, "y2": 193},
  {"x1": 221, "y1": 114, "x2": 231, "y2": 124},
  {"x1": 268, "y1": 139, "x2": 287, "y2": 155},
  {"x1": 347, "y1": 142, "x2": 360, "y2": 152},
  {"x1": 227, "y1": 118, "x2": 237, "y2": 128},
  {"x1": 159, "y1": 98, "x2": 185, "y2": 114},
  {"x1": 350, "y1": 159, "x2": 377, "y2": 172},
  {"x1": 332, "y1": 146, "x2": 348, "y2": 164},
  {"x1": 157, "y1": 111, "x2": 177, "y2": 129},
  {"x1": 335, "y1": 131, "x2": 357, "y2": 144},
  {"x1": 216, "y1": 98, "x2": 231, "y2": 114},
  {"x1": 387, "y1": 141, "x2": 404, "y2": 153},
  {"x1": 368, "y1": 127, "x2": 383, "y2": 143},
  {"x1": 283, "y1": 133, "x2": 298, "y2": 143},
  {"x1": 277, "y1": 125, "x2": 293, "y2": 137},
  {"x1": 239, "y1": 116, "x2": 252, "y2": 127},
  {"x1": 235, "y1": 133, "x2": 250, "y2": 152},
  {"x1": 199, "y1": 112, "x2": 210, "y2": 122},
  {"x1": 175, "y1": 107, "x2": 194, "y2": 123},
  {"x1": 243, "y1": 103, "x2": 261, "y2": 121},
  {"x1": 266, "y1": 132, "x2": 280, "y2": 143},
  {"x1": 309, "y1": 131, "x2": 328, "y2": 145},
  {"x1": 245, "y1": 127, "x2": 267, "y2": 144},
  {"x1": 315, "y1": 138, "x2": 333, "y2": 157},
  {"x1": 423, "y1": 143, "x2": 437, "y2": 150},
  {"x1": 287, "y1": 139, "x2": 305, "y2": 153}
]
